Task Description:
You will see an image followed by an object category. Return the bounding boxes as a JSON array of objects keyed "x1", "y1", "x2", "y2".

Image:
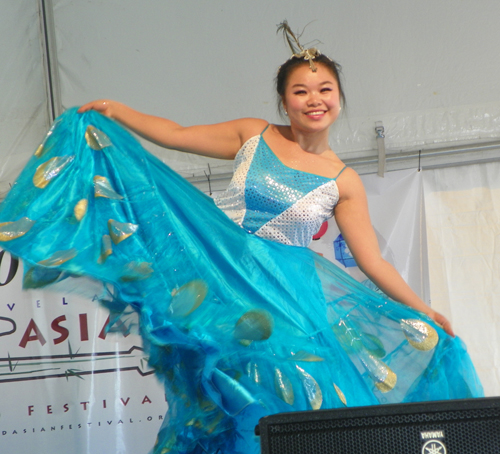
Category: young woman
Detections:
[
  {"x1": 79, "y1": 57, "x2": 453, "y2": 337},
  {"x1": 0, "y1": 24, "x2": 482, "y2": 454}
]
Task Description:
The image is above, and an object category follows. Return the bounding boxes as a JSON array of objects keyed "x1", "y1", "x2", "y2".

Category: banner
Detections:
[{"x1": 0, "y1": 252, "x2": 166, "y2": 454}]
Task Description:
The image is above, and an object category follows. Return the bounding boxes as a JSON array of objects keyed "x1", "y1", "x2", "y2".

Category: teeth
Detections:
[{"x1": 307, "y1": 111, "x2": 324, "y2": 115}]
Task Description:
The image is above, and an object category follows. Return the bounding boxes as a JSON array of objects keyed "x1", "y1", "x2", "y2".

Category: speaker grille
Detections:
[{"x1": 260, "y1": 399, "x2": 500, "y2": 454}]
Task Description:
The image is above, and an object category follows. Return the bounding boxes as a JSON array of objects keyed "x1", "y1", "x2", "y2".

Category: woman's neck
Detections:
[{"x1": 287, "y1": 125, "x2": 331, "y2": 155}]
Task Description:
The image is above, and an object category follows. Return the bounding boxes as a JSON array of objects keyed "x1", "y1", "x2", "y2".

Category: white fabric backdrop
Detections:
[{"x1": 423, "y1": 162, "x2": 500, "y2": 396}]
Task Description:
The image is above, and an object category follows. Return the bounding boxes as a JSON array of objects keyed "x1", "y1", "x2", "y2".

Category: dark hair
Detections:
[{"x1": 275, "y1": 54, "x2": 346, "y2": 118}]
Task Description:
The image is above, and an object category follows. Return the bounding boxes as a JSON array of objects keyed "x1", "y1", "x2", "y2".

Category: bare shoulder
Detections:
[
  {"x1": 335, "y1": 167, "x2": 367, "y2": 201},
  {"x1": 233, "y1": 118, "x2": 270, "y2": 143}
]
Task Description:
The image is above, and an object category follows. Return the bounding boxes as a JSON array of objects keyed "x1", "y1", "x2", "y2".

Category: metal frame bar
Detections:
[{"x1": 39, "y1": 0, "x2": 62, "y2": 122}]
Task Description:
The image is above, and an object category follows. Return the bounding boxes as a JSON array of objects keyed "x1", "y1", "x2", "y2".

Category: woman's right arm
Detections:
[
  {"x1": 78, "y1": 100, "x2": 267, "y2": 160},
  {"x1": 334, "y1": 168, "x2": 455, "y2": 337}
]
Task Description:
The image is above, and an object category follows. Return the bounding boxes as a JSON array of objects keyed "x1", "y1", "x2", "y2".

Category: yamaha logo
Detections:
[
  {"x1": 421, "y1": 430, "x2": 446, "y2": 454},
  {"x1": 422, "y1": 439, "x2": 447, "y2": 453}
]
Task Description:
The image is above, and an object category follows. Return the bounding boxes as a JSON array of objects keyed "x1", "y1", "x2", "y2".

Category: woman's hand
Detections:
[
  {"x1": 427, "y1": 308, "x2": 455, "y2": 337},
  {"x1": 78, "y1": 99, "x2": 118, "y2": 117}
]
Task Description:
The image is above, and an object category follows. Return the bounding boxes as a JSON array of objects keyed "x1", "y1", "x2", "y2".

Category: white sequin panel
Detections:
[
  {"x1": 213, "y1": 135, "x2": 259, "y2": 226},
  {"x1": 255, "y1": 180, "x2": 339, "y2": 247}
]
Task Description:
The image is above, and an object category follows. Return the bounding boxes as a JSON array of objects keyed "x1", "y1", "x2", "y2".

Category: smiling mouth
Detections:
[{"x1": 305, "y1": 110, "x2": 326, "y2": 116}]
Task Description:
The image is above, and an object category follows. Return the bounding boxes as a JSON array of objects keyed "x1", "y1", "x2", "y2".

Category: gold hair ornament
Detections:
[{"x1": 277, "y1": 20, "x2": 321, "y2": 72}]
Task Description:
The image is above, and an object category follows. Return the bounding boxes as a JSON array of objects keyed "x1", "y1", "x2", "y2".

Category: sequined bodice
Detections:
[{"x1": 214, "y1": 132, "x2": 343, "y2": 247}]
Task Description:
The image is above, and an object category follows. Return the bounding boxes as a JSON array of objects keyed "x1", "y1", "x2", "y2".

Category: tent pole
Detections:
[{"x1": 39, "y1": 0, "x2": 62, "y2": 122}]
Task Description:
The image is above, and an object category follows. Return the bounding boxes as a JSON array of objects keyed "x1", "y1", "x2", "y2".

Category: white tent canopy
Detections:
[{"x1": 2, "y1": 0, "x2": 500, "y2": 195}]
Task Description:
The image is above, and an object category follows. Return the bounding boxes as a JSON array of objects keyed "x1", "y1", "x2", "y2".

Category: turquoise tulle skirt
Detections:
[{"x1": 0, "y1": 108, "x2": 483, "y2": 453}]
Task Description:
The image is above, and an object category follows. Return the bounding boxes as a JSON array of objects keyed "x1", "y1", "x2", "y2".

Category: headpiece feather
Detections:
[{"x1": 277, "y1": 20, "x2": 321, "y2": 72}]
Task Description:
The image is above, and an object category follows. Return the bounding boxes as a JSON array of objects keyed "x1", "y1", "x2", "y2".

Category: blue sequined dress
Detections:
[{"x1": 0, "y1": 109, "x2": 483, "y2": 454}]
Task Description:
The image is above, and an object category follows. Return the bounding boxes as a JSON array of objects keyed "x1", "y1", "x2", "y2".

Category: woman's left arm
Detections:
[{"x1": 334, "y1": 169, "x2": 455, "y2": 337}]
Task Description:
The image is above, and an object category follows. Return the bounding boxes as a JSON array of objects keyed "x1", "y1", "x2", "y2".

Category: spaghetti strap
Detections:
[
  {"x1": 260, "y1": 123, "x2": 270, "y2": 135},
  {"x1": 334, "y1": 165, "x2": 347, "y2": 180}
]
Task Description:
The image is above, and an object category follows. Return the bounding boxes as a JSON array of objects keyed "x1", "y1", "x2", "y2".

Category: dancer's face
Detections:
[{"x1": 282, "y1": 63, "x2": 341, "y2": 133}]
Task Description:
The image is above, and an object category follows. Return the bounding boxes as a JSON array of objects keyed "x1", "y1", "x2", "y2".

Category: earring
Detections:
[{"x1": 284, "y1": 110, "x2": 288, "y2": 116}]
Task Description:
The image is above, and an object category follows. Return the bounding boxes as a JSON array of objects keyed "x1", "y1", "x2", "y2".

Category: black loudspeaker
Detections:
[{"x1": 256, "y1": 397, "x2": 500, "y2": 454}]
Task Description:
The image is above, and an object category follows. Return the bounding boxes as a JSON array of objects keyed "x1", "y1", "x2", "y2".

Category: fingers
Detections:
[
  {"x1": 78, "y1": 100, "x2": 112, "y2": 115},
  {"x1": 441, "y1": 319, "x2": 455, "y2": 338},
  {"x1": 432, "y1": 311, "x2": 455, "y2": 338}
]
